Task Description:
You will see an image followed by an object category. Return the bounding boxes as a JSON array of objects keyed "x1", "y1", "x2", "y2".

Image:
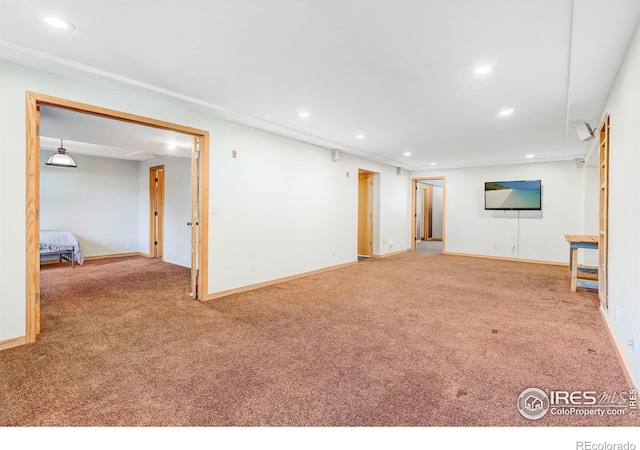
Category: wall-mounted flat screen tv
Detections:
[{"x1": 484, "y1": 180, "x2": 542, "y2": 210}]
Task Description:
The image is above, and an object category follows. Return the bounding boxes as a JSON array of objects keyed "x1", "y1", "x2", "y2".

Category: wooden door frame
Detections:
[
  {"x1": 598, "y1": 114, "x2": 609, "y2": 309},
  {"x1": 411, "y1": 177, "x2": 446, "y2": 251},
  {"x1": 25, "y1": 92, "x2": 210, "y2": 343},
  {"x1": 149, "y1": 165, "x2": 165, "y2": 258}
]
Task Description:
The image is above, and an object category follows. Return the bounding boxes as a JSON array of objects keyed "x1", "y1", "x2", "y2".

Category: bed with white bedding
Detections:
[{"x1": 39, "y1": 230, "x2": 84, "y2": 267}]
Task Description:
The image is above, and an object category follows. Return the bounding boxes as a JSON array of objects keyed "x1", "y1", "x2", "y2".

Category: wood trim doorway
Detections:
[
  {"x1": 25, "y1": 92, "x2": 210, "y2": 344},
  {"x1": 411, "y1": 177, "x2": 446, "y2": 252}
]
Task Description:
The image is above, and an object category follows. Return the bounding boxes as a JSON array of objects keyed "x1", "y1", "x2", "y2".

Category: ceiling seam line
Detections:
[{"x1": 563, "y1": 0, "x2": 576, "y2": 161}]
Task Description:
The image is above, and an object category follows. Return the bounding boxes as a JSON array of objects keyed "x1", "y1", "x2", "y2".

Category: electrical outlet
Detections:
[
  {"x1": 629, "y1": 334, "x2": 637, "y2": 352},
  {"x1": 250, "y1": 262, "x2": 256, "y2": 272},
  {"x1": 382, "y1": 238, "x2": 386, "y2": 245}
]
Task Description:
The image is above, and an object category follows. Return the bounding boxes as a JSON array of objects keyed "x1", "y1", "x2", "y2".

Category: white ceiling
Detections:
[
  {"x1": 39, "y1": 106, "x2": 194, "y2": 161},
  {"x1": 1, "y1": 0, "x2": 639, "y2": 169}
]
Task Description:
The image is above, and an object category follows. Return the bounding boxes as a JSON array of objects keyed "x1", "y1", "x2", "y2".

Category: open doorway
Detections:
[
  {"x1": 25, "y1": 92, "x2": 210, "y2": 342},
  {"x1": 411, "y1": 177, "x2": 446, "y2": 254}
]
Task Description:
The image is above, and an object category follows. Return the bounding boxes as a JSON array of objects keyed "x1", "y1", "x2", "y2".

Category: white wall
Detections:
[
  {"x1": 376, "y1": 166, "x2": 411, "y2": 254},
  {"x1": 413, "y1": 160, "x2": 584, "y2": 263},
  {"x1": 40, "y1": 153, "x2": 141, "y2": 257},
  {"x1": 0, "y1": 60, "x2": 411, "y2": 342},
  {"x1": 582, "y1": 164, "x2": 599, "y2": 267},
  {"x1": 138, "y1": 156, "x2": 192, "y2": 267},
  {"x1": 208, "y1": 130, "x2": 411, "y2": 292},
  {"x1": 597, "y1": 24, "x2": 640, "y2": 387}
]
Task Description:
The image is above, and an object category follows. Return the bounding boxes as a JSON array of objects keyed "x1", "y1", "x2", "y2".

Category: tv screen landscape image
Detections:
[{"x1": 484, "y1": 180, "x2": 542, "y2": 210}]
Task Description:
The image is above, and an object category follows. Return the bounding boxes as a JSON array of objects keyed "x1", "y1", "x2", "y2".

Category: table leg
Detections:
[{"x1": 570, "y1": 247, "x2": 578, "y2": 291}]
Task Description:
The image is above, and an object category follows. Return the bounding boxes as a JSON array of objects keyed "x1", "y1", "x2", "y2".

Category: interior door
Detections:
[
  {"x1": 190, "y1": 137, "x2": 200, "y2": 298},
  {"x1": 358, "y1": 170, "x2": 374, "y2": 256},
  {"x1": 414, "y1": 182, "x2": 421, "y2": 246},
  {"x1": 422, "y1": 186, "x2": 431, "y2": 240},
  {"x1": 149, "y1": 166, "x2": 164, "y2": 258}
]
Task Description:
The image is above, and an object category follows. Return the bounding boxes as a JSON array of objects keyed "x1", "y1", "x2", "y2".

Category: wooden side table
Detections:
[{"x1": 564, "y1": 234, "x2": 598, "y2": 291}]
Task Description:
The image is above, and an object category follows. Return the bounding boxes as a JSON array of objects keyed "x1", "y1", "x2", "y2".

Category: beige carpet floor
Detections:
[{"x1": 0, "y1": 252, "x2": 634, "y2": 427}]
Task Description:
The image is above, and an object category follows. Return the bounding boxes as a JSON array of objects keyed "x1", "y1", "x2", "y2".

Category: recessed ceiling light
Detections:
[
  {"x1": 167, "y1": 142, "x2": 177, "y2": 150},
  {"x1": 356, "y1": 134, "x2": 365, "y2": 139},
  {"x1": 403, "y1": 152, "x2": 412, "y2": 157},
  {"x1": 497, "y1": 108, "x2": 515, "y2": 118},
  {"x1": 474, "y1": 66, "x2": 492, "y2": 75},
  {"x1": 525, "y1": 154, "x2": 535, "y2": 159},
  {"x1": 43, "y1": 16, "x2": 75, "y2": 30},
  {"x1": 298, "y1": 111, "x2": 310, "y2": 118},
  {"x1": 430, "y1": 162, "x2": 437, "y2": 166}
]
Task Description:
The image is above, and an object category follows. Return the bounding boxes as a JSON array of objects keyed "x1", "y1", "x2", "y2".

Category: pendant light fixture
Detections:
[{"x1": 45, "y1": 139, "x2": 77, "y2": 168}]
